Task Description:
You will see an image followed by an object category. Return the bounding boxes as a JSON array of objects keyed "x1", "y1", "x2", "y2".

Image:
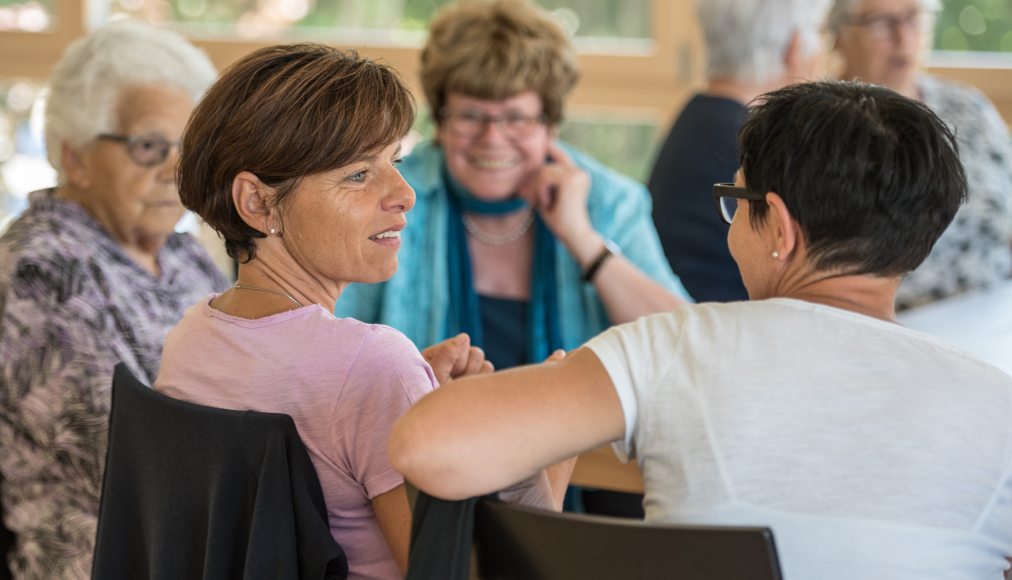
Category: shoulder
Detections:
[
  {"x1": 679, "y1": 94, "x2": 747, "y2": 128},
  {"x1": 163, "y1": 231, "x2": 219, "y2": 265},
  {"x1": 921, "y1": 74, "x2": 990, "y2": 106},
  {"x1": 1, "y1": 203, "x2": 97, "y2": 272},
  {"x1": 920, "y1": 74, "x2": 1001, "y2": 127},
  {"x1": 357, "y1": 322, "x2": 427, "y2": 366},
  {"x1": 325, "y1": 316, "x2": 421, "y2": 362},
  {"x1": 0, "y1": 217, "x2": 100, "y2": 304},
  {"x1": 338, "y1": 320, "x2": 436, "y2": 401},
  {"x1": 162, "y1": 232, "x2": 228, "y2": 287}
]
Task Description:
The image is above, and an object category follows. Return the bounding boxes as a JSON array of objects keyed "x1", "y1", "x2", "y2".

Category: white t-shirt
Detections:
[{"x1": 586, "y1": 299, "x2": 1012, "y2": 580}]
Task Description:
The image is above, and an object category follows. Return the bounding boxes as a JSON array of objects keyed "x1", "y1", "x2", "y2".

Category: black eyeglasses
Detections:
[
  {"x1": 712, "y1": 182, "x2": 765, "y2": 225},
  {"x1": 96, "y1": 133, "x2": 180, "y2": 167},
  {"x1": 438, "y1": 109, "x2": 547, "y2": 140},
  {"x1": 842, "y1": 8, "x2": 936, "y2": 41}
]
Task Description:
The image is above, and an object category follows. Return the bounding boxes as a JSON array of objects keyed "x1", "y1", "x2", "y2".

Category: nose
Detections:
[
  {"x1": 383, "y1": 169, "x2": 415, "y2": 213},
  {"x1": 475, "y1": 117, "x2": 511, "y2": 145},
  {"x1": 156, "y1": 145, "x2": 181, "y2": 184}
]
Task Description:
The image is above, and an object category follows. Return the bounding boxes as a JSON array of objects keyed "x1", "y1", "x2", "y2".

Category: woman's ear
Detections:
[
  {"x1": 61, "y1": 142, "x2": 90, "y2": 189},
  {"x1": 765, "y1": 192, "x2": 801, "y2": 261},
  {"x1": 231, "y1": 171, "x2": 273, "y2": 235}
]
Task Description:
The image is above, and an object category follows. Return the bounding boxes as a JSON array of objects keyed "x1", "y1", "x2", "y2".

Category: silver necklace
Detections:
[
  {"x1": 461, "y1": 211, "x2": 535, "y2": 246},
  {"x1": 233, "y1": 282, "x2": 304, "y2": 308}
]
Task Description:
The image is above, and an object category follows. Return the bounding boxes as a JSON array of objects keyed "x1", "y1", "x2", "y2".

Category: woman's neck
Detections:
[
  {"x1": 775, "y1": 268, "x2": 901, "y2": 322},
  {"x1": 222, "y1": 247, "x2": 345, "y2": 318},
  {"x1": 55, "y1": 185, "x2": 165, "y2": 276}
]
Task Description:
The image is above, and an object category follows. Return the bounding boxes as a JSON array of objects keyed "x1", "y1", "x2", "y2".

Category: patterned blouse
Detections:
[
  {"x1": 0, "y1": 190, "x2": 228, "y2": 579},
  {"x1": 896, "y1": 75, "x2": 1012, "y2": 310}
]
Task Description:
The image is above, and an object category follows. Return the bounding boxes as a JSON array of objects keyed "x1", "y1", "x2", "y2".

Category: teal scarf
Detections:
[{"x1": 444, "y1": 169, "x2": 562, "y2": 364}]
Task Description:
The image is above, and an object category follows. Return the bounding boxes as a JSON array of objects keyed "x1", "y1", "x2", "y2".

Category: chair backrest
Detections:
[
  {"x1": 0, "y1": 478, "x2": 12, "y2": 580},
  {"x1": 473, "y1": 499, "x2": 782, "y2": 580},
  {"x1": 92, "y1": 364, "x2": 347, "y2": 580}
]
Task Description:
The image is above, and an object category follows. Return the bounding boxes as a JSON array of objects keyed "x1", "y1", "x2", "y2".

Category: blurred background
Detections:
[{"x1": 0, "y1": 0, "x2": 1009, "y2": 233}]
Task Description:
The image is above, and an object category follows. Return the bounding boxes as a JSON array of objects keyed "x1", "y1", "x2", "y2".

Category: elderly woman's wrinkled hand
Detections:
[
  {"x1": 518, "y1": 141, "x2": 593, "y2": 249},
  {"x1": 422, "y1": 333, "x2": 495, "y2": 385}
]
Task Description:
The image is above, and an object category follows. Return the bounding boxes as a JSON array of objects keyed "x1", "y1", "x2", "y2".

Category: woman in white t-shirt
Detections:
[{"x1": 390, "y1": 81, "x2": 1012, "y2": 579}]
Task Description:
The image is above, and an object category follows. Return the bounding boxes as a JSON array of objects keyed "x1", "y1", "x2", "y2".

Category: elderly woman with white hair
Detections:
[
  {"x1": 0, "y1": 21, "x2": 227, "y2": 578},
  {"x1": 831, "y1": 0, "x2": 1012, "y2": 310},
  {"x1": 648, "y1": 0, "x2": 830, "y2": 302}
]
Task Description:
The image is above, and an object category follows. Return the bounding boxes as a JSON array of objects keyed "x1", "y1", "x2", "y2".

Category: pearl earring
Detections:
[
  {"x1": 771, "y1": 251, "x2": 780, "y2": 259},
  {"x1": 269, "y1": 227, "x2": 277, "y2": 236}
]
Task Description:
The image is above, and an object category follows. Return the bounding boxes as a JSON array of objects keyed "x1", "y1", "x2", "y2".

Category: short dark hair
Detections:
[
  {"x1": 178, "y1": 43, "x2": 415, "y2": 262},
  {"x1": 738, "y1": 80, "x2": 967, "y2": 277}
]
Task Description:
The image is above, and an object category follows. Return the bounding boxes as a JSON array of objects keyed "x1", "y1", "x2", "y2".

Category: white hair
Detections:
[
  {"x1": 697, "y1": 0, "x2": 831, "y2": 84},
  {"x1": 44, "y1": 20, "x2": 217, "y2": 182},
  {"x1": 827, "y1": 0, "x2": 941, "y2": 32}
]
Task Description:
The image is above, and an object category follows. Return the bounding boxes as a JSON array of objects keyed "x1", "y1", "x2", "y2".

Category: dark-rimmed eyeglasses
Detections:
[
  {"x1": 841, "y1": 8, "x2": 936, "y2": 42},
  {"x1": 96, "y1": 133, "x2": 180, "y2": 167},
  {"x1": 712, "y1": 182, "x2": 765, "y2": 225},
  {"x1": 438, "y1": 109, "x2": 547, "y2": 140}
]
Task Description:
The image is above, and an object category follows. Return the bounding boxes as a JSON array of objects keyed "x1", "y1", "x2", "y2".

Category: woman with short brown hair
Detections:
[{"x1": 158, "y1": 44, "x2": 490, "y2": 579}]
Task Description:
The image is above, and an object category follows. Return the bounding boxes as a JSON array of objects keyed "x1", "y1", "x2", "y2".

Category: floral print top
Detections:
[
  {"x1": 0, "y1": 189, "x2": 228, "y2": 579},
  {"x1": 897, "y1": 75, "x2": 1012, "y2": 310}
]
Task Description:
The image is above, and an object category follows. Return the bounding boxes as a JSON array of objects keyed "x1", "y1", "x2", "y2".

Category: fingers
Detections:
[
  {"x1": 519, "y1": 166, "x2": 562, "y2": 211},
  {"x1": 422, "y1": 332, "x2": 498, "y2": 384},
  {"x1": 422, "y1": 333, "x2": 470, "y2": 385},
  {"x1": 547, "y1": 141, "x2": 575, "y2": 168},
  {"x1": 462, "y1": 346, "x2": 490, "y2": 377},
  {"x1": 544, "y1": 349, "x2": 566, "y2": 363},
  {"x1": 448, "y1": 334, "x2": 472, "y2": 378}
]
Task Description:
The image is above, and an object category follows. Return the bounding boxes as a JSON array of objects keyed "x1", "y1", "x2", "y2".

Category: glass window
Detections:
[
  {"x1": 99, "y1": 0, "x2": 649, "y2": 43},
  {"x1": 558, "y1": 116, "x2": 658, "y2": 183},
  {"x1": 0, "y1": 78, "x2": 53, "y2": 233},
  {"x1": 0, "y1": 0, "x2": 54, "y2": 32},
  {"x1": 934, "y1": 0, "x2": 1012, "y2": 53}
]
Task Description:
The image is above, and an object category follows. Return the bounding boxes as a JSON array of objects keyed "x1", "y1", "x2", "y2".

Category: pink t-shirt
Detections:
[{"x1": 155, "y1": 297, "x2": 437, "y2": 580}]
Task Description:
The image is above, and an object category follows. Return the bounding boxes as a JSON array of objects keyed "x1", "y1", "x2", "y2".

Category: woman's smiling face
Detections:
[
  {"x1": 276, "y1": 140, "x2": 415, "y2": 287},
  {"x1": 437, "y1": 91, "x2": 551, "y2": 201}
]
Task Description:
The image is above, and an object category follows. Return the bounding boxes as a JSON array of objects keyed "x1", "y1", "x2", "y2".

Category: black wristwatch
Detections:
[{"x1": 581, "y1": 239, "x2": 621, "y2": 284}]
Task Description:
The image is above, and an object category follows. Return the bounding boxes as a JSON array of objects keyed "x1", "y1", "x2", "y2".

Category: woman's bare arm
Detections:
[{"x1": 389, "y1": 348, "x2": 625, "y2": 500}]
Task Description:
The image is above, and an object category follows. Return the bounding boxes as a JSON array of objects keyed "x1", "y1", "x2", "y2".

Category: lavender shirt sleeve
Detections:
[{"x1": 332, "y1": 325, "x2": 437, "y2": 500}]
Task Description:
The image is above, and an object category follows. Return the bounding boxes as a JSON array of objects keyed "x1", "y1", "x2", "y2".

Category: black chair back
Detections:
[
  {"x1": 92, "y1": 364, "x2": 346, "y2": 580},
  {"x1": 0, "y1": 478, "x2": 11, "y2": 580},
  {"x1": 473, "y1": 499, "x2": 782, "y2": 580}
]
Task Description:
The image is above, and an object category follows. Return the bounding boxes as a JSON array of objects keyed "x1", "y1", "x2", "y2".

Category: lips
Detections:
[
  {"x1": 370, "y1": 223, "x2": 405, "y2": 241},
  {"x1": 469, "y1": 156, "x2": 520, "y2": 170}
]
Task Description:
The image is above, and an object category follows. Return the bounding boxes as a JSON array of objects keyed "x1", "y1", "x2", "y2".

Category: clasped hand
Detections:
[{"x1": 421, "y1": 334, "x2": 567, "y2": 386}]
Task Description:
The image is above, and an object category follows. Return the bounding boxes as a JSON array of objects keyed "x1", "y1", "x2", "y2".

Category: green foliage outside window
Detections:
[
  {"x1": 934, "y1": 0, "x2": 1012, "y2": 53},
  {"x1": 107, "y1": 0, "x2": 648, "y2": 40}
]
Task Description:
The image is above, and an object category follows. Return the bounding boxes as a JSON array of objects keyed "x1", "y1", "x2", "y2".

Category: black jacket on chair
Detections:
[{"x1": 92, "y1": 364, "x2": 347, "y2": 580}]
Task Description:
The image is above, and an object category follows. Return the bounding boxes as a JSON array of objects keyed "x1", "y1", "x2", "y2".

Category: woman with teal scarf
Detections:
[{"x1": 336, "y1": 0, "x2": 689, "y2": 372}]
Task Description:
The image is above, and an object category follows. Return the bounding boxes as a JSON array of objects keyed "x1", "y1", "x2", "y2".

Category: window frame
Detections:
[{"x1": 0, "y1": 0, "x2": 1008, "y2": 141}]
